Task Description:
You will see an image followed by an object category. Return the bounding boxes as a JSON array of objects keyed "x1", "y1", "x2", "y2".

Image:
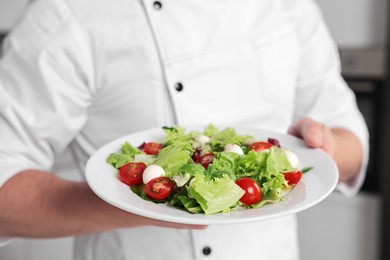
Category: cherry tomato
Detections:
[
  {"x1": 284, "y1": 171, "x2": 303, "y2": 185},
  {"x1": 250, "y1": 141, "x2": 273, "y2": 152},
  {"x1": 119, "y1": 162, "x2": 147, "y2": 186},
  {"x1": 235, "y1": 178, "x2": 262, "y2": 205},
  {"x1": 145, "y1": 177, "x2": 175, "y2": 200},
  {"x1": 144, "y1": 142, "x2": 163, "y2": 155},
  {"x1": 194, "y1": 153, "x2": 216, "y2": 169}
]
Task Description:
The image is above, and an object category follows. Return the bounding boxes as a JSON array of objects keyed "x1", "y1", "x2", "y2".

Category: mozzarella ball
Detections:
[
  {"x1": 142, "y1": 165, "x2": 165, "y2": 184},
  {"x1": 284, "y1": 150, "x2": 300, "y2": 168},
  {"x1": 195, "y1": 134, "x2": 210, "y2": 145},
  {"x1": 224, "y1": 144, "x2": 244, "y2": 155}
]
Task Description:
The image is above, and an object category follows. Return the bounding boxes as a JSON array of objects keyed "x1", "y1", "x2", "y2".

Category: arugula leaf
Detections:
[{"x1": 302, "y1": 166, "x2": 314, "y2": 174}]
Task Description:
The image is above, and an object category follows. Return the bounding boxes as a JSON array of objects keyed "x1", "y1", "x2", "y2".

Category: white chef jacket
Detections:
[{"x1": 0, "y1": 0, "x2": 369, "y2": 259}]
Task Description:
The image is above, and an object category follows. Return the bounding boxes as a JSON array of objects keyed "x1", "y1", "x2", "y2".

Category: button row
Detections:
[{"x1": 151, "y1": 2, "x2": 185, "y2": 94}]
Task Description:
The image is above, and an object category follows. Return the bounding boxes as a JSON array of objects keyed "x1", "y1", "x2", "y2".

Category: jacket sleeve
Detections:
[
  {"x1": 294, "y1": 0, "x2": 369, "y2": 196},
  {"x1": 0, "y1": 0, "x2": 95, "y2": 187}
]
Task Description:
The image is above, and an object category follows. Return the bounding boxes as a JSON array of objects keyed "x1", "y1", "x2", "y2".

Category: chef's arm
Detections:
[
  {"x1": 288, "y1": 117, "x2": 364, "y2": 183},
  {"x1": 0, "y1": 170, "x2": 205, "y2": 238}
]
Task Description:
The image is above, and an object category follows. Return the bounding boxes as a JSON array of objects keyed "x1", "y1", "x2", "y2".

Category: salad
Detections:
[{"x1": 106, "y1": 125, "x2": 312, "y2": 215}]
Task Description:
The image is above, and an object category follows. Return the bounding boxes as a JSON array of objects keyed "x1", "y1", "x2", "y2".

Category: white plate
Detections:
[
  {"x1": 85, "y1": 126, "x2": 338, "y2": 225},
  {"x1": 0, "y1": 236, "x2": 15, "y2": 248}
]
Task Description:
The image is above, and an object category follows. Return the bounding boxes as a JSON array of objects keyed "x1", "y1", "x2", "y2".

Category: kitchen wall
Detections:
[
  {"x1": 0, "y1": 0, "x2": 29, "y2": 32},
  {"x1": 0, "y1": 1, "x2": 386, "y2": 260},
  {"x1": 316, "y1": 0, "x2": 388, "y2": 48}
]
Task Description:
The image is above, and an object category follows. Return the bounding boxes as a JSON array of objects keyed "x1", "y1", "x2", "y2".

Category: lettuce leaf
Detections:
[
  {"x1": 106, "y1": 142, "x2": 142, "y2": 169},
  {"x1": 133, "y1": 154, "x2": 157, "y2": 165},
  {"x1": 209, "y1": 127, "x2": 242, "y2": 151},
  {"x1": 121, "y1": 142, "x2": 142, "y2": 156},
  {"x1": 203, "y1": 124, "x2": 219, "y2": 136},
  {"x1": 236, "y1": 150, "x2": 267, "y2": 178},
  {"x1": 170, "y1": 195, "x2": 203, "y2": 214},
  {"x1": 260, "y1": 147, "x2": 291, "y2": 196},
  {"x1": 162, "y1": 126, "x2": 195, "y2": 146},
  {"x1": 209, "y1": 127, "x2": 254, "y2": 152},
  {"x1": 106, "y1": 153, "x2": 133, "y2": 169},
  {"x1": 187, "y1": 174, "x2": 244, "y2": 214},
  {"x1": 179, "y1": 163, "x2": 206, "y2": 176},
  {"x1": 154, "y1": 145, "x2": 191, "y2": 178},
  {"x1": 265, "y1": 147, "x2": 293, "y2": 176},
  {"x1": 206, "y1": 152, "x2": 240, "y2": 181}
]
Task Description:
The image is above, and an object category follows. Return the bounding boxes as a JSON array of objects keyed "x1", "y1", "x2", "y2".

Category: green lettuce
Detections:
[
  {"x1": 162, "y1": 126, "x2": 195, "y2": 147},
  {"x1": 121, "y1": 142, "x2": 142, "y2": 156},
  {"x1": 236, "y1": 150, "x2": 268, "y2": 178},
  {"x1": 203, "y1": 124, "x2": 219, "y2": 136},
  {"x1": 106, "y1": 142, "x2": 142, "y2": 169},
  {"x1": 187, "y1": 174, "x2": 244, "y2": 214},
  {"x1": 209, "y1": 128, "x2": 242, "y2": 151},
  {"x1": 179, "y1": 163, "x2": 206, "y2": 176},
  {"x1": 209, "y1": 127, "x2": 254, "y2": 152},
  {"x1": 260, "y1": 147, "x2": 291, "y2": 196},
  {"x1": 154, "y1": 145, "x2": 191, "y2": 178},
  {"x1": 265, "y1": 147, "x2": 293, "y2": 176},
  {"x1": 206, "y1": 152, "x2": 240, "y2": 181},
  {"x1": 170, "y1": 195, "x2": 203, "y2": 214},
  {"x1": 133, "y1": 154, "x2": 157, "y2": 165}
]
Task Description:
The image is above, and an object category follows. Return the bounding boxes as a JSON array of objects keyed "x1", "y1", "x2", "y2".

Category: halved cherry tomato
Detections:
[
  {"x1": 235, "y1": 178, "x2": 262, "y2": 205},
  {"x1": 144, "y1": 142, "x2": 163, "y2": 155},
  {"x1": 119, "y1": 162, "x2": 147, "y2": 186},
  {"x1": 145, "y1": 177, "x2": 175, "y2": 200},
  {"x1": 284, "y1": 171, "x2": 303, "y2": 185},
  {"x1": 194, "y1": 153, "x2": 216, "y2": 169},
  {"x1": 250, "y1": 141, "x2": 273, "y2": 152}
]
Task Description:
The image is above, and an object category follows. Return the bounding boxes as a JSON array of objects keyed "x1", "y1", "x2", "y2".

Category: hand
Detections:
[
  {"x1": 288, "y1": 117, "x2": 363, "y2": 183},
  {"x1": 124, "y1": 214, "x2": 208, "y2": 230},
  {"x1": 287, "y1": 117, "x2": 337, "y2": 158},
  {"x1": 107, "y1": 201, "x2": 208, "y2": 230},
  {"x1": 0, "y1": 170, "x2": 207, "y2": 238}
]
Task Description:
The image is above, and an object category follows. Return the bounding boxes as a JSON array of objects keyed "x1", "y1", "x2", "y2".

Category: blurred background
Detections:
[{"x1": 0, "y1": 0, "x2": 389, "y2": 259}]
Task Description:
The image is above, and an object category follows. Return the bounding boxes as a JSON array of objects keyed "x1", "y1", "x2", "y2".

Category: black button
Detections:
[
  {"x1": 175, "y1": 82, "x2": 184, "y2": 92},
  {"x1": 202, "y1": 246, "x2": 212, "y2": 256},
  {"x1": 153, "y1": 1, "x2": 162, "y2": 10}
]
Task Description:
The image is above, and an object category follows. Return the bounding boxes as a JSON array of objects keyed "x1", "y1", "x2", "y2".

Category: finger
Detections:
[
  {"x1": 288, "y1": 118, "x2": 323, "y2": 148},
  {"x1": 164, "y1": 222, "x2": 208, "y2": 230},
  {"x1": 147, "y1": 218, "x2": 208, "y2": 230}
]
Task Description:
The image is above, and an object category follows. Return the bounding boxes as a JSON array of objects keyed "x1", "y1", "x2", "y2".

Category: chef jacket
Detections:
[{"x1": 0, "y1": 0, "x2": 369, "y2": 259}]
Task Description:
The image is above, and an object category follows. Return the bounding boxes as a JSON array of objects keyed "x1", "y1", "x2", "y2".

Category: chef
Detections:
[{"x1": 0, "y1": 0, "x2": 368, "y2": 259}]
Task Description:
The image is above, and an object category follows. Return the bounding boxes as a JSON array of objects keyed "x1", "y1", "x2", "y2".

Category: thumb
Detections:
[{"x1": 288, "y1": 118, "x2": 324, "y2": 148}]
